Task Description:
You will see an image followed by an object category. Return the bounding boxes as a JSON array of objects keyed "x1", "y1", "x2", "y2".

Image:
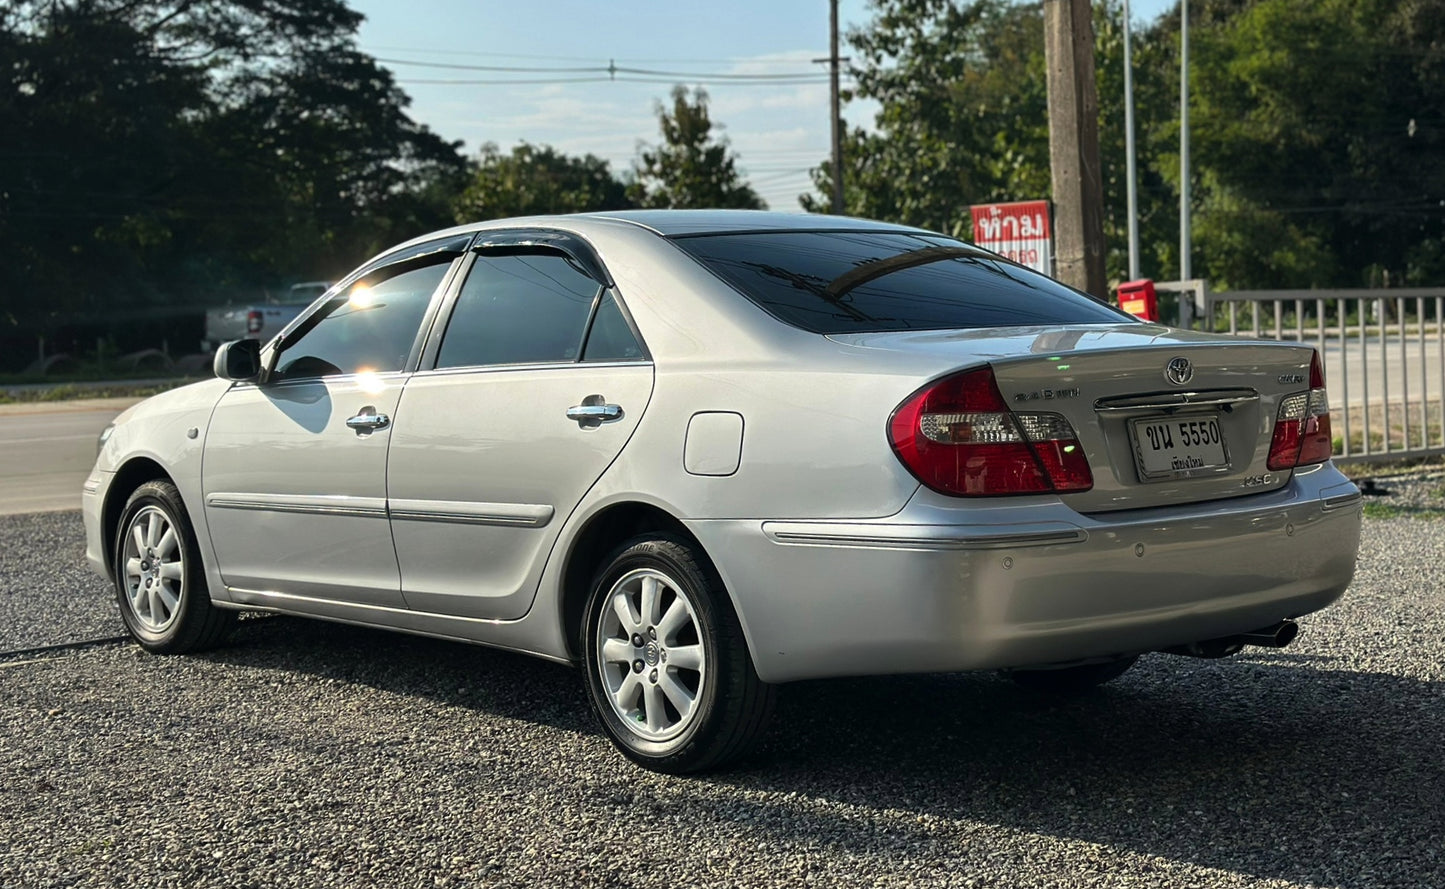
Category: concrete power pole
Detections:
[
  {"x1": 1179, "y1": 0, "x2": 1192, "y2": 281},
  {"x1": 1043, "y1": 0, "x2": 1107, "y2": 298},
  {"x1": 829, "y1": 0, "x2": 844, "y2": 215}
]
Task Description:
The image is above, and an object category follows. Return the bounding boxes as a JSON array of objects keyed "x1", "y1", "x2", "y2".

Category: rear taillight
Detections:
[
  {"x1": 246, "y1": 310, "x2": 263, "y2": 334},
  {"x1": 1267, "y1": 350, "x2": 1333, "y2": 471},
  {"x1": 888, "y1": 365, "x2": 1093, "y2": 496}
]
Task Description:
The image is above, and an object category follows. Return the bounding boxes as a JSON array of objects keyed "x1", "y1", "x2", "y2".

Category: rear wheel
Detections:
[
  {"x1": 582, "y1": 535, "x2": 773, "y2": 773},
  {"x1": 114, "y1": 480, "x2": 235, "y2": 653},
  {"x1": 1008, "y1": 655, "x2": 1139, "y2": 694}
]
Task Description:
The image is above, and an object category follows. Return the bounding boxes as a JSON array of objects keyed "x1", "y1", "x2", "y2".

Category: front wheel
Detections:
[
  {"x1": 582, "y1": 535, "x2": 773, "y2": 773},
  {"x1": 113, "y1": 480, "x2": 235, "y2": 653}
]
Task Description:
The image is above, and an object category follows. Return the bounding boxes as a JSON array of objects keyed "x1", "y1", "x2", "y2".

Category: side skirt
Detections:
[{"x1": 214, "y1": 587, "x2": 575, "y2": 667}]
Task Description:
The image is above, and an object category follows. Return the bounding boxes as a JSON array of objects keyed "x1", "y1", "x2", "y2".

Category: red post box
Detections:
[{"x1": 1117, "y1": 279, "x2": 1158, "y2": 322}]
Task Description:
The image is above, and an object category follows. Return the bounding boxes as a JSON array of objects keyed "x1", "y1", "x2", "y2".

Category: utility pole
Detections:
[
  {"x1": 1179, "y1": 0, "x2": 1192, "y2": 281},
  {"x1": 829, "y1": 0, "x2": 844, "y2": 215},
  {"x1": 1123, "y1": 0, "x2": 1140, "y2": 281},
  {"x1": 1043, "y1": 0, "x2": 1107, "y2": 297}
]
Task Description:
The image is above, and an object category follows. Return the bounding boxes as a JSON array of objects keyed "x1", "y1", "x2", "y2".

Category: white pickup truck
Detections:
[{"x1": 201, "y1": 281, "x2": 332, "y2": 352}]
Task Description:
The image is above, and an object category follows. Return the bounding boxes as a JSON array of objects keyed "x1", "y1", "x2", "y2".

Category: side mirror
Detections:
[{"x1": 213, "y1": 339, "x2": 262, "y2": 382}]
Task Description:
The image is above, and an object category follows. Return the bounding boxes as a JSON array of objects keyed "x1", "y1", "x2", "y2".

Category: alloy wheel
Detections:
[{"x1": 594, "y1": 568, "x2": 707, "y2": 742}]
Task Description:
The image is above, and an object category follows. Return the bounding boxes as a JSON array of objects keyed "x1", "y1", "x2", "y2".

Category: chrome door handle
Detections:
[
  {"x1": 566, "y1": 404, "x2": 623, "y2": 422},
  {"x1": 346, "y1": 410, "x2": 390, "y2": 432},
  {"x1": 566, "y1": 395, "x2": 623, "y2": 427}
]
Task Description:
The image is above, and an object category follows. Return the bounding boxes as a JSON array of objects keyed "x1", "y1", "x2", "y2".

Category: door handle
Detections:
[
  {"x1": 566, "y1": 396, "x2": 623, "y2": 426},
  {"x1": 566, "y1": 404, "x2": 623, "y2": 422},
  {"x1": 346, "y1": 409, "x2": 390, "y2": 432}
]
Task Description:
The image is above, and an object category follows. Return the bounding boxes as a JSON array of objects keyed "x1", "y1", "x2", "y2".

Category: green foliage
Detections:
[
  {"x1": 803, "y1": 0, "x2": 1050, "y2": 236},
  {"x1": 456, "y1": 143, "x2": 635, "y2": 222},
  {"x1": 818, "y1": 0, "x2": 1445, "y2": 291},
  {"x1": 0, "y1": 0, "x2": 465, "y2": 357},
  {"x1": 632, "y1": 86, "x2": 765, "y2": 210}
]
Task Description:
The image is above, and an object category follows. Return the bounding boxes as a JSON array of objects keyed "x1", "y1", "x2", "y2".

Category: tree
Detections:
[
  {"x1": 0, "y1": 0, "x2": 465, "y2": 363},
  {"x1": 821, "y1": 0, "x2": 1445, "y2": 291},
  {"x1": 632, "y1": 86, "x2": 765, "y2": 210},
  {"x1": 1183, "y1": 0, "x2": 1445, "y2": 287},
  {"x1": 802, "y1": 0, "x2": 1053, "y2": 236},
  {"x1": 455, "y1": 143, "x2": 634, "y2": 222}
]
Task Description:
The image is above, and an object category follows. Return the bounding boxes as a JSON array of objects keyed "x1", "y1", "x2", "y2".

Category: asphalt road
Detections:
[
  {"x1": 1319, "y1": 335, "x2": 1443, "y2": 414},
  {"x1": 2, "y1": 507, "x2": 1442, "y2": 888},
  {"x1": 0, "y1": 399, "x2": 140, "y2": 516}
]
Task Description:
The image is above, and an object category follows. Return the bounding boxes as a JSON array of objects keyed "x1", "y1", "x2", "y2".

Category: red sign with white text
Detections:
[{"x1": 969, "y1": 200, "x2": 1053, "y2": 277}]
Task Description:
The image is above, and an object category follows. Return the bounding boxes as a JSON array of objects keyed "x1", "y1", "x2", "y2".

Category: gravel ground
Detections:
[
  {"x1": 2, "y1": 489, "x2": 1442, "y2": 888},
  {"x1": 0, "y1": 511, "x2": 124, "y2": 651}
]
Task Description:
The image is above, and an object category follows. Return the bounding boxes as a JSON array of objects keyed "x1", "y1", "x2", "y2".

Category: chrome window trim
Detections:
[
  {"x1": 227, "y1": 370, "x2": 409, "y2": 393},
  {"x1": 409, "y1": 359, "x2": 652, "y2": 379}
]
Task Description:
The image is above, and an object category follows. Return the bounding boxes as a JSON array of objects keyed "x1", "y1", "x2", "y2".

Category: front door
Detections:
[
  {"x1": 203, "y1": 376, "x2": 406, "y2": 606},
  {"x1": 202, "y1": 246, "x2": 464, "y2": 605}
]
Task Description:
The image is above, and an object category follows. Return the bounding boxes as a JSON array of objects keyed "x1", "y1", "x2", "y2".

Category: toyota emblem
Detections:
[{"x1": 1165, "y1": 357, "x2": 1194, "y2": 386}]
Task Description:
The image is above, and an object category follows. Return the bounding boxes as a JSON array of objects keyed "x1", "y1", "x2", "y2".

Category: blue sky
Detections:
[{"x1": 350, "y1": 0, "x2": 1177, "y2": 211}]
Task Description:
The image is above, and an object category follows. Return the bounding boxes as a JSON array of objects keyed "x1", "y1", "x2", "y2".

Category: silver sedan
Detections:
[{"x1": 83, "y1": 211, "x2": 1362, "y2": 772}]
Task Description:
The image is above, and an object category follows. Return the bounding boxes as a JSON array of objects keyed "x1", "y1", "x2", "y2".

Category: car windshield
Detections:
[{"x1": 671, "y1": 230, "x2": 1132, "y2": 334}]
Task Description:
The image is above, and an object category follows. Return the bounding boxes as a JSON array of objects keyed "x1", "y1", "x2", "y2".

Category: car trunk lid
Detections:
[{"x1": 831, "y1": 324, "x2": 1323, "y2": 513}]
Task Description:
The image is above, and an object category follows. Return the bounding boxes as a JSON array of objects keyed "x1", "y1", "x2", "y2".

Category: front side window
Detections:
[
  {"x1": 671, "y1": 231, "x2": 1133, "y2": 335},
  {"x1": 436, "y1": 251, "x2": 602, "y2": 368},
  {"x1": 273, "y1": 258, "x2": 453, "y2": 379}
]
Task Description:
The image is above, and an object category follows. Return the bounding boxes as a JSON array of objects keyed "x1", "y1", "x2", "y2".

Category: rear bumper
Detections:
[{"x1": 686, "y1": 465, "x2": 1362, "y2": 683}]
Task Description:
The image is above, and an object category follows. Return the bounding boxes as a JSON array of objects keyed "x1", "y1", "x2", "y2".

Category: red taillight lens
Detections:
[
  {"x1": 246, "y1": 310, "x2": 263, "y2": 334},
  {"x1": 889, "y1": 366, "x2": 1093, "y2": 496},
  {"x1": 1267, "y1": 351, "x2": 1333, "y2": 470}
]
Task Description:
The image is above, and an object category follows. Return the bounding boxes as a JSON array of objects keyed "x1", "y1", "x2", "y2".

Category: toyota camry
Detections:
[{"x1": 83, "y1": 211, "x2": 1362, "y2": 772}]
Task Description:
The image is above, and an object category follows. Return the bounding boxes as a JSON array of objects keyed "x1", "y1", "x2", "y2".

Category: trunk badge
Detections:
[{"x1": 1165, "y1": 357, "x2": 1194, "y2": 385}]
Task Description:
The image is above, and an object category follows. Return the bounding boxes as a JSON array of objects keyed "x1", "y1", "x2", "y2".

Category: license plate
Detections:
[{"x1": 1129, "y1": 414, "x2": 1229, "y2": 481}]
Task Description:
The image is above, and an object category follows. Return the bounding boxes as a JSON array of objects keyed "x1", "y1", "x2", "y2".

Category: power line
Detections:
[
  {"x1": 375, "y1": 56, "x2": 838, "y2": 81},
  {"x1": 398, "y1": 75, "x2": 841, "y2": 87},
  {"x1": 363, "y1": 45, "x2": 825, "y2": 66}
]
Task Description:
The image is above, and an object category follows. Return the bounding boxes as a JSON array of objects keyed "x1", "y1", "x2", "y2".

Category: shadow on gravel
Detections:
[
  {"x1": 739, "y1": 658, "x2": 1445, "y2": 887},
  {"x1": 200, "y1": 616, "x2": 1443, "y2": 887},
  {"x1": 204, "y1": 614, "x2": 594, "y2": 733}
]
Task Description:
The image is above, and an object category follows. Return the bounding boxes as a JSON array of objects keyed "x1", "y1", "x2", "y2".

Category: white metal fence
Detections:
[{"x1": 1158, "y1": 283, "x2": 1445, "y2": 463}]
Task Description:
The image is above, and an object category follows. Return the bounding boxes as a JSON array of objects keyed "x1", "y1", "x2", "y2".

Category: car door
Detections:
[
  {"x1": 201, "y1": 238, "x2": 469, "y2": 606},
  {"x1": 386, "y1": 236, "x2": 654, "y2": 620}
]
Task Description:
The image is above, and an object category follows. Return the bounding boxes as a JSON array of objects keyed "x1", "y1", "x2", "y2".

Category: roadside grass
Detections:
[
  {"x1": 0, "y1": 380, "x2": 195, "y2": 405},
  {"x1": 1363, "y1": 501, "x2": 1445, "y2": 520}
]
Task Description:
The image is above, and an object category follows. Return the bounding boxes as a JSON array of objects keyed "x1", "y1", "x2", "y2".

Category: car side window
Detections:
[
  {"x1": 581, "y1": 291, "x2": 645, "y2": 362},
  {"x1": 273, "y1": 258, "x2": 452, "y2": 380},
  {"x1": 436, "y1": 251, "x2": 601, "y2": 368}
]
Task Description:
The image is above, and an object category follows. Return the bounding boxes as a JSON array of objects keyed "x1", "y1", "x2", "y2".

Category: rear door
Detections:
[
  {"x1": 386, "y1": 236, "x2": 653, "y2": 620},
  {"x1": 201, "y1": 238, "x2": 468, "y2": 605}
]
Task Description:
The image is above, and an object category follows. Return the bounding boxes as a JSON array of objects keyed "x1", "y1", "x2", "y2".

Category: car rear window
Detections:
[{"x1": 671, "y1": 230, "x2": 1131, "y2": 334}]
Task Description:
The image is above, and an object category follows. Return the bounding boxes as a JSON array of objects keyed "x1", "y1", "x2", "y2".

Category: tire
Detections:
[
  {"x1": 1008, "y1": 655, "x2": 1139, "y2": 694},
  {"x1": 582, "y1": 534, "x2": 774, "y2": 774},
  {"x1": 113, "y1": 480, "x2": 236, "y2": 653}
]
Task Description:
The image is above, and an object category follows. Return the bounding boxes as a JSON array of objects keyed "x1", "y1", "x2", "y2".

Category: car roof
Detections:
[
  {"x1": 576, "y1": 209, "x2": 930, "y2": 237},
  {"x1": 369, "y1": 210, "x2": 941, "y2": 275}
]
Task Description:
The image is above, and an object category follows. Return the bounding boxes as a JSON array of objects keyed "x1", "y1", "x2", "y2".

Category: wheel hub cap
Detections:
[
  {"x1": 595, "y1": 567, "x2": 707, "y2": 743},
  {"x1": 120, "y1": 505, "x2": 184, "y2": 634}
]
